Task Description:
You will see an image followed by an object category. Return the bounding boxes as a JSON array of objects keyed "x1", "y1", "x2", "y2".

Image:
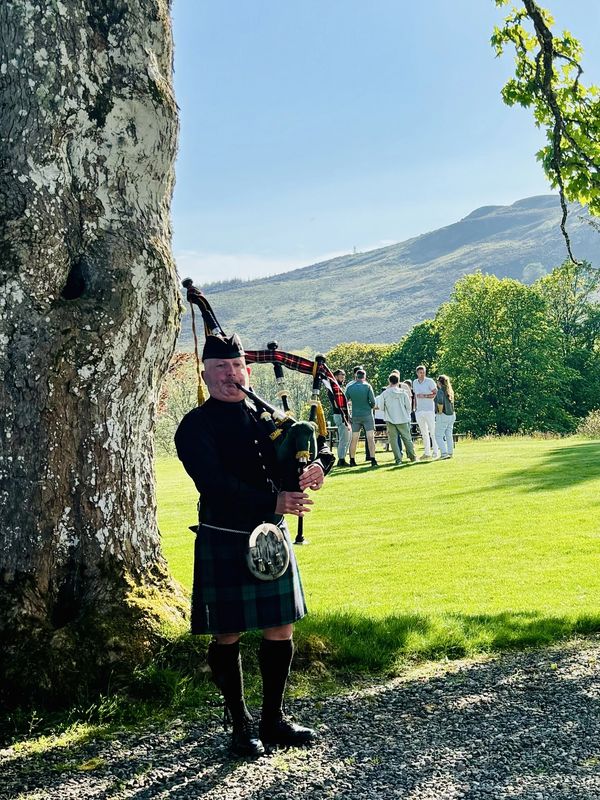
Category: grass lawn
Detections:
[
  {"x1": 6, "y1": 436, "x2": 599, "y2": 748},
  {"x1": 158, "y1": 436, "x2": 600, "y2": 672}
]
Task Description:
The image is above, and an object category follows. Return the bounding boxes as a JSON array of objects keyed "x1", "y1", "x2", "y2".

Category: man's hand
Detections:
[
  {"x1": 275, "y1": 491, "x2": 314, "y2": 517},
  {"x1": 299, "y1": 462, "x2": 325, "y2": 491}
]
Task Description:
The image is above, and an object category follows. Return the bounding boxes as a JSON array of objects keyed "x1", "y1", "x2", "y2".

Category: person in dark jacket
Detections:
[{"x1": 175, "y1": 332, "x2": 333, "y2": 757}]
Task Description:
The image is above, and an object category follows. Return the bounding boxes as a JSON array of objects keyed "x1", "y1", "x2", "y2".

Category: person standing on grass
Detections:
[
  {"x1": 374, "y1": 384, "x2": 390, "y2": 452},
  {"x1": 380, "y1": 374, "x2": 417, "y2": 465},
  {"x1": 403, "y1": 380, "x2": 418, "y2": 451},
  {"x1": 345, "y1": 365, "x2": 373, "y2": 458},
  {"x1": 435, "y1": 374, "x2": 456, "y2": 459},
  {"x1": 412, "y1": 365, "x2": 439, "y2": 459},
  {"x1": 376, "y1": 372, "x2": 402, "y2": 457},
  {"x1": 403, "y1": 380, "x2": 416, "y2": 420},
  {"x1": 175, "y1": 332, "x2": 332, "y2": 758},
  {"x1": 346, "y1": 368, "x2": 378, "y2": 467},
  {"x1": 330, "y1": 369, "x2": 352, "y2": 467}
]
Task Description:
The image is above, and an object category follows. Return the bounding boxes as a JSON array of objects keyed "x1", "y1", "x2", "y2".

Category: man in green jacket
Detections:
[{"x1": 345, "y1": 369, "x2": 378, "y2": 467}]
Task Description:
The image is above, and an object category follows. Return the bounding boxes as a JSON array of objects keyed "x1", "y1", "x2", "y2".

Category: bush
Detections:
[
  {"x1": 156, "y1": 354, "x2": 199, "y2": 456},
  {"x1": 577, "y1": 409, "x2": 600, "y2": 438},
  {"x1": 326, "y1": 342, "x2": 392, "y2": 390}
]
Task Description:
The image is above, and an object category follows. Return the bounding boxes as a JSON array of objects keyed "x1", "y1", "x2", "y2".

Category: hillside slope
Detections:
[{"x1": 179, "y1": 195, "x2": 599, "y2": 351}]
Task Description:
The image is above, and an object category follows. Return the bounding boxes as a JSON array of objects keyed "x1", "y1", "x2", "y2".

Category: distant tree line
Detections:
[
  {"x1": 159, "y1": 261, "x2": 599, "y2": 443},
  {"x1": 326, "y1": 260, "x2": 600, "y2": 436}
]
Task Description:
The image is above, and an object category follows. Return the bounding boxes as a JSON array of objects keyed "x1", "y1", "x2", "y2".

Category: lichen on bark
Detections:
[{"x1": 0, "y1": 0, "x2": 186, "y2": 706}]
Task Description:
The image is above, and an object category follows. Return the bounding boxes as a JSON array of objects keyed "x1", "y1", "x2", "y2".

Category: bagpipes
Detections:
[{"x1": 182, "y1": 278, "x2": 349, "y2": 544}]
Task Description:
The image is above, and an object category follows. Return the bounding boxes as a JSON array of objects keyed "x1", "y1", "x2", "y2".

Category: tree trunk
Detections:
[{"x1": 0, "y1": 0, "x2": 186, "y2": 706}]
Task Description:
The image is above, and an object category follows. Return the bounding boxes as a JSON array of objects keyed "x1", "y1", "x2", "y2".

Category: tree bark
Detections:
[{"x1": 0, "y1": 0, "x2": 186, "y2": 706}]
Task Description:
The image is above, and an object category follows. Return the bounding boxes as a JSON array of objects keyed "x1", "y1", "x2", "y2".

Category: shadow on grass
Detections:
[
  {"x1": 293, "y1": 608, "x2": 600, "y2": 676},
  {"x1": 484, "y1": 440, "x2": 600, "y2": 494},
  {"x1": 6, "y1": 609, "x2": 600, "y2": 746}
]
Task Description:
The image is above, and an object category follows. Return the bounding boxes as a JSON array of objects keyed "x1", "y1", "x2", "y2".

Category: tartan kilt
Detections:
[{"x1": 191, "y1": 520, "x2": 307, "y2": 635}]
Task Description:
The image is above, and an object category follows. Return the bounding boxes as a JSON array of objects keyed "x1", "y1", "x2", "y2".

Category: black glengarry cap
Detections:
[{"x1": 202, "y1": 333, "x2": 245, "y2": 361}]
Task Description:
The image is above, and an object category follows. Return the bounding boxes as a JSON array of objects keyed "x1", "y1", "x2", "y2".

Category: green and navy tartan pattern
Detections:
[{"x1": 191, "y1": 521, "x2": 307, "y2": 635}]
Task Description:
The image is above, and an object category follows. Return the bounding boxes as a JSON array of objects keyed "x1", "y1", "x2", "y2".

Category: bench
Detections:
[{"x1": 327, "y1": 423, "x2": 464, "y2": 450}]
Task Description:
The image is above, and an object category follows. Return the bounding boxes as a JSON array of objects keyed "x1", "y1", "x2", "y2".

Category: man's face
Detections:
[
  {"x1": 203, "y1": 357, "x2": 249, "y2": 402},
  {"x1": 336, "y1": 371, "x2": 346, "y2": 386},
  {"x1": 416, "y1": 368, "x2": 426, "y2": 381}
]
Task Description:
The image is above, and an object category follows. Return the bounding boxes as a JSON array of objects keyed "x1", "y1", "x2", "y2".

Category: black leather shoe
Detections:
[
  {"x1": 349, "y1": 458, "x2": 357, "y2": 467},
  {"x1": 259, "y1": 717, "x2": 317, "y2": 747},
  {"x1": 337, "y1": 458, "x2": 348, "y2": 467},
  {"x1": 230, "y1": 718, "x2": 265, "y2": 758}
]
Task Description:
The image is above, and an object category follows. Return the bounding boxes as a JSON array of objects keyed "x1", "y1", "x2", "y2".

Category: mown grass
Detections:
[
  {"x1": 159, "y1": 436, "x2": 600, "y2": 674},
  {"x1": 6, "y1": 437, "x2": 600, "y2": 749}
]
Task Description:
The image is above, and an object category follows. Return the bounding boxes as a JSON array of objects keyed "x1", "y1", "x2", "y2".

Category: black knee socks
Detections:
[
  {"x1": 259, "y1": 637, "x2": 294, "y2": 721},
  {"x1": 207, "y1": 639, "x2": 248, "y2": 722}
]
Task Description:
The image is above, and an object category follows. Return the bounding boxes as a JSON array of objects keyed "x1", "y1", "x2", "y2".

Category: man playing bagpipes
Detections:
[{"x1": 175, "y1": 317, "x2": 335, "y2": 758}]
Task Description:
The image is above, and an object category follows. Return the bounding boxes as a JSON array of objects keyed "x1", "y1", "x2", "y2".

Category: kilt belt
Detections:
[
  {"x1": 201, "y1": 522, "x2": 257, "y2": 535},
  {"x1": 191, "y1": 519, "x2": 307, "y2": 635}
]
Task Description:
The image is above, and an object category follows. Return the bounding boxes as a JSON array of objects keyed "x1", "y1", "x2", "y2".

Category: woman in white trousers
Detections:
[{"x1": 435, "y1": 375, "x2": 456, "y2": 459}]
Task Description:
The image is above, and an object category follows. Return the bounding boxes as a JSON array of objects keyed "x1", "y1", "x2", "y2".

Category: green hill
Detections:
[{"x1": 179, "y1": 195, "x2": 599, "y2": 351}]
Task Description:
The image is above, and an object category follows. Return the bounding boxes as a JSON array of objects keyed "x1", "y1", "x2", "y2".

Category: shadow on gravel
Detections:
[
  {"x1": 3, "y1": 640, "x2": 600, "y2": 799},
  {"x1": 0, "y1": 716, "x2": 243, "y2": 800},
  {"x1": 288, "y1": 641, "x2": 600, "y2": 800}
]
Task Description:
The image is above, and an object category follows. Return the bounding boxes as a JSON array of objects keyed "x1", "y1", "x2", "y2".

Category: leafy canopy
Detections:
[
  {"x1": 325, "y1": 342, "x2": 392, "y2": 390},
  {"x1": 436, "y1": 272, "x2": 573, "y2": 435},
  {"x1": 492, "y1": 0, "x2": 600, "y2": 259},
  {"x1": 375, "y1": 320, "x2": 440, "y2": 390}
]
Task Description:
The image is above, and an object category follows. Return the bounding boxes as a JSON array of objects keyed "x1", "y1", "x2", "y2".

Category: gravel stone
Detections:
[{"x1": 2, "y1": 637, "x2": 600, "y2": 799}]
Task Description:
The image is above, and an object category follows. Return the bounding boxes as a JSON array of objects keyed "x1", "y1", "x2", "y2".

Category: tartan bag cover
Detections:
[{"x1": 245, "y1": 349, "x2": 349, "y2": 424}]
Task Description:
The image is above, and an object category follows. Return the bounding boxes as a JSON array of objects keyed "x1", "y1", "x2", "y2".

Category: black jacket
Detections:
[{"x1": 175, "y1": 397, "x2": 333, "y2": 530}]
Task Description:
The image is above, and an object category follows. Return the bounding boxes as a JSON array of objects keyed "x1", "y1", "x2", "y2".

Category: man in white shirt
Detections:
[
  {"x1": 412, "y1": 365, "x2": 439, "y2": 459},
  {"x1": 379, "y1": 374, "x2": 417, "y2": 464}
]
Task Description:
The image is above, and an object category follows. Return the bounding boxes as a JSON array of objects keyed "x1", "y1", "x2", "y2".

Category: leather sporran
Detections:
[{"x1": 246, "y1": 522, "x2": 290, "y2": 581}]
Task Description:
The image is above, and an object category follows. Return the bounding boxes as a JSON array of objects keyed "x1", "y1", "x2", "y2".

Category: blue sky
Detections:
[{"x1": 171, "y1": 1, "x2": 600, "y2": 283}]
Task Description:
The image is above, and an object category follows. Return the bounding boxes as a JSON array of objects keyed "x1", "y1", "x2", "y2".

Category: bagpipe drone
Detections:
[{"x1": 182, "y1": 278, "x2": 349, "y2": 545}]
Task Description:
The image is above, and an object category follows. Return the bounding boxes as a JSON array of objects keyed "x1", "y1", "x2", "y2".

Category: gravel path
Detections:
[{"x1": 3, "y1": 637, "x2": 600, "y2": 800}]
